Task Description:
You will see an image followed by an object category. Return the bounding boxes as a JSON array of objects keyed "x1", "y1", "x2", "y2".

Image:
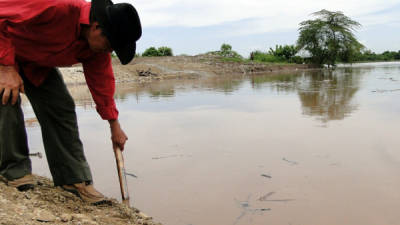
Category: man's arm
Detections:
[{"x1": 82, "y1": 53, "x2": 128, "y2": 150}]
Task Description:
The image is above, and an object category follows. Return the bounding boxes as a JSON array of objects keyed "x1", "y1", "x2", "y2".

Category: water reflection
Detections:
[
  {"x1": 55, "y1": 69, "x2": 363, "y2": 124},
  {"x1": 297, "y1": 69, "x2": 361, "y2": 122},
  {"x1": 22, "y1": 63, "x2": 400, "y2": 225},
  {"x1": 248, "y1": 69, "x2": 362, "y2": 122},
  {"x1": 250, "y1": 72, "x2": 299, "y2": 93}
]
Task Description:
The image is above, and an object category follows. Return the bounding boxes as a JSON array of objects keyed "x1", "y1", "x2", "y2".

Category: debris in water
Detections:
[
  {"x1": 152, "y1": 154, "x2": 189, "y2": 160},
  {"x1": 233, "y1": 194, "x2": 271, "y2": 225},
  {"x1": 257, "y1": 192, "x2": 295, "y2": 202},
  {"x1": 378, "y1": 77, "x2": 398, "y2": 82},
  {"x1": 259, "y1": 208, "x2": 270, "y2": 211},
  {"x1": 29, "y1": 152, "x2": 43, "y2": 159},
  {"x1": 282, "y1": 157, "x2": 298, "y2": 165},
  {"x1": 125, "y1": 172, "x2": 138, "y2": 178},
  {"x1": 257, "y1": 192, "x2": 275, "y2": 201},
  {"x1": 371, "y1": 89, "x2": 400, "y2": 93},
  {"x1": 261, "y1": 174, "x2": 272, "y2": 179}
]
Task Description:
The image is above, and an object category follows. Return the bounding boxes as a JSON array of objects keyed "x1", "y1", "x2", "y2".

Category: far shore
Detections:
[{"x1": 60, "y1": 55, "x2": 319, "y2": 85}]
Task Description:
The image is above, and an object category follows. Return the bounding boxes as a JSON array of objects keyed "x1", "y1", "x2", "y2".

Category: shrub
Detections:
[
  {"x1": 268, "y1": 45, "x2": 298, "y2": 61},
  {"x1": 142, "y1": 46, "x2": 174, "y2": 57},
  {"x1": 142, "y1": 47, "x2": 159, "y2": 57},
  {"x1": 289, "y1": 56, "x2": 304, "y2": 64},
  {"x1": 158, "y1": 46, "x2": 173, "y2": 56},
  {"x1": 250, "y1": 51, "x2": 282, "y2": 63},
  {"x1": 218, "y1": 43, "x2": 242, "y2": 59}
]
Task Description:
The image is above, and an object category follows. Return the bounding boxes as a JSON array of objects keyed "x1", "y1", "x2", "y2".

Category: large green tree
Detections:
[{"x1": 297, "y1": 9, "x2": 363, "y2": 67}]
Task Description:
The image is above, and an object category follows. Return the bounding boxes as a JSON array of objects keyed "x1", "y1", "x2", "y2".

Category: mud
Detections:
[{"x1": 0, "y1": 175, "x2": 161, "y2": 225}]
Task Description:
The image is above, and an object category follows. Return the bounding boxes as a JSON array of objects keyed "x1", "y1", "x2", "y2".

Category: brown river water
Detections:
[{"x1": 24, "y1": 62, "x2": 400, "y2": 225}]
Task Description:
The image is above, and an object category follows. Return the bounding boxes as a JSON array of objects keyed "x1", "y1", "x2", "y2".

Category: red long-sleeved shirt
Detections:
[{"x1": 0, "y1": 0, "x2": 118, "y2": 120}]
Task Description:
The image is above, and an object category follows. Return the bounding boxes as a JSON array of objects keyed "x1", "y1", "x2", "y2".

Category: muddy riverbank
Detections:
[
  {"x1": 8, "y1": 61, "x2": 400, "y2": 225},
  {"x1": 0, "y1": 175, "x2": 161, "y2": 225},
  {"x1": 2, "y1": 56, "x2": 313, "y2": 225},
  {"x1": 60, "y1": 55, "x2": 316, "y2": 85}
]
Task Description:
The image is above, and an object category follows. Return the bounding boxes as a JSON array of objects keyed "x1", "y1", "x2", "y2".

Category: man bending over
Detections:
[{"x1": 0, "y1": 0, "x2": 141, "y2": 204}]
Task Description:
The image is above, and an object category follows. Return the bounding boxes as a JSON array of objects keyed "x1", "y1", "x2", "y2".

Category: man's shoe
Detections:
[
  {"x1": 2, "y1": 174, "x2": 35, "y2": 191},
  {"x1": 62, "y1": 182, "x2": 109, "y2": 205}
]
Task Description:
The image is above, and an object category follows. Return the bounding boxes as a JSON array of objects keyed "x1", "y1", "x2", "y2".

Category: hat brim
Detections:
[{"x1": 115, "y1": 43, "x2": 136, "y2": 65}]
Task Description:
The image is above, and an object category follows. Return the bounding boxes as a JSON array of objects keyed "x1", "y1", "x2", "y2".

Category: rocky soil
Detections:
[{"x1": 0, "y1": 175, "x2": 161, "y2": 225}]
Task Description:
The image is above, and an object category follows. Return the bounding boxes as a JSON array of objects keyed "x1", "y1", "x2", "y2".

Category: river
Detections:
[{"x1": 25, "y1": 62, "x2": 400, "y2": 225}]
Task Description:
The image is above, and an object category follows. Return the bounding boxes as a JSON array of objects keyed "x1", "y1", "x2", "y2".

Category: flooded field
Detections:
[{"x1": 25, "y1": 62, "x2": 400, "y2": 225}]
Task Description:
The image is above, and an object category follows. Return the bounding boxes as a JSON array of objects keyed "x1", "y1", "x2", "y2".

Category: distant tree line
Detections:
[
  {"x1": 139, "y1": 10, "x2": 399, "y2": 67},
  {"x1": 138, "y1": 43, "x2": 400, "y2": 65},
  {"x1": 352, "y1": 50, "x2": 400, "y2": 62}
]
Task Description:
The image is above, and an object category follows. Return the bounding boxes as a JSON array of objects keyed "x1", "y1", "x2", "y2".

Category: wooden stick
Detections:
[{"x1": 114, "y1": 147, "x2": 130, "y2": 206}]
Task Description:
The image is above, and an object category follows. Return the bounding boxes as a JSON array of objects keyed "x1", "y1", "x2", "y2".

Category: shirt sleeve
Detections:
[{"x1": 82, "y1": 53, "x2": 119, "y2": 120}]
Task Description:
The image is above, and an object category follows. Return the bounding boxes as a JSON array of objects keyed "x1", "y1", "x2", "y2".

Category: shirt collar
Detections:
[
  {"x1": 79, "y1": 2, "x2": 91, "y2": 25},
  {"x1": 76, "y1": 2, "x2": 91, "y2": 39}
]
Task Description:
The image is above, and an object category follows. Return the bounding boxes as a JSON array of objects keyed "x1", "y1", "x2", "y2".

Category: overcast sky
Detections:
[{"x1": 114, "y1": 0, "x2": 400, "y2": 57}]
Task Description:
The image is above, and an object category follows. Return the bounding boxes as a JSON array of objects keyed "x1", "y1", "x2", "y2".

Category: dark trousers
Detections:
[{"x1": 0, "y1": 68, "x2": 92, "y2": 186}]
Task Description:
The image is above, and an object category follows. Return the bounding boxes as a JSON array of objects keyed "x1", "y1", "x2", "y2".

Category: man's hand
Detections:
[
  {"x1": 109, "y1": 119, "x2": 128, "y2": 151},
  {"x1": 0, "y1": 65, "x2": 24, "y2": 105}
]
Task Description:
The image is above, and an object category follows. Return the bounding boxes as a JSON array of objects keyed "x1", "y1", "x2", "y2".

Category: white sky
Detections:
[{"x1": 113, "y1": 0, "x2": 400, "y2": 56}]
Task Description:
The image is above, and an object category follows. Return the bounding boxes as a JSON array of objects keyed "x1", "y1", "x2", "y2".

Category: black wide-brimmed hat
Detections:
[{"x1": 91, "y1": 0, "x2": 142, "y2": 65}]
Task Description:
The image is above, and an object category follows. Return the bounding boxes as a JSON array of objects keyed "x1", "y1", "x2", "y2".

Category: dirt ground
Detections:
[
  {"x1": 0, "y1": 175, "x2": 161, "y2": 225},
  {"x1": 60, "y1": 55, "x2": 316, "y2": 85}
]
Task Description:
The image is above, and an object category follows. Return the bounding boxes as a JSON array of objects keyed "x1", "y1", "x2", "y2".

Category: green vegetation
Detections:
[
  {"x1": 269, "y1": 45, "x2": 298, "y2": 61},
  {"x1": 297, "y1": 9, "x2": 363, "y2": 67},
  {"x1": 250, "y1": 45, "x2": 303, "y2": 64},
  {"x1": 250, "y1": 50, "x2": 282, "y2": 63},
  {"x1": 352, "y1": 50, "x2": 400, "y2": 62},
  {"x1": 207, "y1": 43, "x2": 243, "y2": 59},
  {"x1": 219, "y1": 44, "x2": 242, "y2": 58},
  {"x1": 157, "y1": 46, "x2": 173, "y2": 56},
  {"x1": 142, "y1": 47, "x2": 158, "y2": 56},
  {"x1": 142, "y1": 46, "x2": 173, "y2": 57}
]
